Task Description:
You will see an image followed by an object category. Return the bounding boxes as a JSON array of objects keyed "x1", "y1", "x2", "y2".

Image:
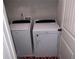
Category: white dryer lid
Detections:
[
  {"x1": 10, "y1": 23, "x2": 31, "y2": 30},
  {"x1": 33, "y1": 23, "x2": 59, "y2": 32}
]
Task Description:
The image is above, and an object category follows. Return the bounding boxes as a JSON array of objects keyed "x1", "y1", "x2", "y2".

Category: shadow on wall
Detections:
[{"x1": 4, "y1": 0, "x2": 58, "y2": 24}]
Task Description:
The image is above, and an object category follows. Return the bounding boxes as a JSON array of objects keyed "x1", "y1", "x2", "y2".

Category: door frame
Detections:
[{"x1": 3, "y1": 4, "x2": 17, "y2": 59}]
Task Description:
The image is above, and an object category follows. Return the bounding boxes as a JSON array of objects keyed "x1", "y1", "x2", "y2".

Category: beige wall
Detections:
[
  {"x1": 4, "y1": 0, "x2": 58, "y2": 24},
  {"x1": 57, "y1": 0, "x2": 65, "y2": 26}
]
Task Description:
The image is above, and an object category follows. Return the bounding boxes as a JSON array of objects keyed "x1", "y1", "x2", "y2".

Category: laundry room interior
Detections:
[{"x1": 3, "y1": 0, "x2": 75, "y2": 59}]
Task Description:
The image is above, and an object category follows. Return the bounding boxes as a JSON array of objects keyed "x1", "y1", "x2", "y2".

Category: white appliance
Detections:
[
  {"x1": 10, "y1": 21, "x2": 32, "y2": 57},
  {"x1": 33, "y1": 19, "x2": 60, "y2": 57}
]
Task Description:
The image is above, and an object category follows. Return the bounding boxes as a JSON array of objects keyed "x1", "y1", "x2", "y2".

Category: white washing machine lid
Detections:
[
  {"x1": 10, "y1": 23, "x2": 31, "y2": 30},
  {"x1": 33, "y1": 23, "x2": 59, "y2": 32}
]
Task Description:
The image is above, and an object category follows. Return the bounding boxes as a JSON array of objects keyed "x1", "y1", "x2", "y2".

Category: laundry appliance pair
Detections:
[{"x1": 10, "y1": 19, "x2": 60, "y2": 57}]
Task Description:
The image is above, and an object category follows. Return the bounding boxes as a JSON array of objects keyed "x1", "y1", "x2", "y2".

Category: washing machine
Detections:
[
  {"x1": 33, "y1": 19, "x2": 60, "y2": 57},
  {"x1": 10, "y1": 20, "x2": 32, "y2": 57}
]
